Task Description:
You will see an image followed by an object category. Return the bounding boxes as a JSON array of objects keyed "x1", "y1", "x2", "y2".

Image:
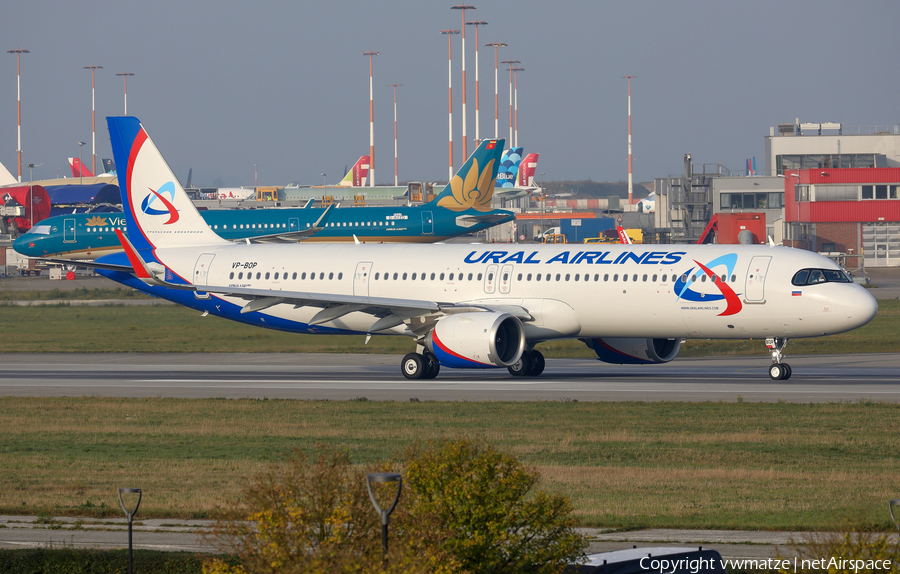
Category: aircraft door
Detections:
[
  {"x1": 421, "y1": 211, "x2": 434, "y2": 235},
  {"x1": 744, "y1": 256, "x2": 771, "y2": 303},
  {"x1": 63, "y1": 218, "x2": 76, "y2": 243},
  {"x1": 193, "y1": 253, "x2": 216, "y2": 299},
  {"x1": 289, "y1": 217, "x2": 299, "y2": 232},
  {"x1": 483, "y1": 264, "x2": 498, "y2": 294},
  {"x1": 354, "y1": 261, "x2": 373, "y2": 296},
  {"x1": 499, "y1": 264, "x2": 514, "y2": 294}
]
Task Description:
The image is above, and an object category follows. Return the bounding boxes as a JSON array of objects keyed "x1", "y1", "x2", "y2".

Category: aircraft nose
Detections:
[
  {"x1": 11, "y1": 234, "x2": 34, "y2": 257},
  {"x1": 845, "y1": 287, "x2": 878, "y2": 329}
]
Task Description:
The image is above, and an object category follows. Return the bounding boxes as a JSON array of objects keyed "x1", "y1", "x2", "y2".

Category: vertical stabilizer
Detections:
[
  {"x1": 517, "y1": 153, "x2": 539, "y2": 186},
  {"x1": 338, "y1": 156, "x2": 370, "y2": 187},
  {"x1": 496, "y1": 147, "x2": 523, "y2": 188},
  {"x1": 0, "y1": 160, "x2": 16, "y2": 185},
  {"x1": 107, "y1": 116, "x2": 229, "y2": 251},
  {"x1": 69, "y1": 157, "x2": 94, "y2": 177},
  {"x1": 429, "y1": 138, "x2": 504, "y2": 211}
]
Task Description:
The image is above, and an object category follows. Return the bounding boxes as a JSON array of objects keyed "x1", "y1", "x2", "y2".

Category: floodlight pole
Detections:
[
  {"x1": 467, "y1": 21, "x2": 487, "y2": 145},
  {"x1": 511, "y1": 67, "x2": 524, "y2": 147},
  {"x1": 363, "y1": 52, "x2": 379, "y2": 187},
  {"x1": 8, "y1": 49, "x2": 29, "y2": 182},
  {"x1": 116, "y1": 73, "x2": 134, "y2": 115},
  {"x1": 118, "y1": 488, "x2": 142, "y2": 574},
  {"x1": 501, "y1": 60, "x2": 519, "y2": 145},
  {"x1": 366, "y1": 473, "x2": 402, "y2": 568},
  {"x1": 451, "y1": 5, "x2": 475, "y2": 160},
  {"x1": 388, "y1": 84, "x2": 402, "y2": 186},
  {"x1": 84, "y1": 66, "x2": 103, "y2": 176},
  {"x1": 77, "y1": 142, "x2": 86, "y2": 185},
  {"x1": 485, "y1": 43, "x2": 506, "y2": 139},
  {"x1": 441, "y1": 31, "x2": 460, "y2": 182},
  {"x1": 27, "y1": 163, "x2": 35, "y2": 227},
  {"x1": 624, "y1": 76, "x2": 636, "y2": 204}
]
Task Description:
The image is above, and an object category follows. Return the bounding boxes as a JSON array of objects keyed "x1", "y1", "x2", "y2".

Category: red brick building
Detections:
[{"x1": 783, "y1": 168, "x2": 900, "y2": 269}]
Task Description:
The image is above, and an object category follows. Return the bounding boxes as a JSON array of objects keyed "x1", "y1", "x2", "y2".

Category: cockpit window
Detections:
[
  {"x1": 791, "y1": 268, "x2": 851, "y2": 286},
  {"x1": 28, "y1": 225, "x2": 51, "y2": 235}
]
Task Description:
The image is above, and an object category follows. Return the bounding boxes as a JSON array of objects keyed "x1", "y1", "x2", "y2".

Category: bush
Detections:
[
  {"x1": 779, "y1": 520, "x2": 900, "y2": 574},
  {"x1": 0, "y1": 548, "x2": 214, "y2": 574}
]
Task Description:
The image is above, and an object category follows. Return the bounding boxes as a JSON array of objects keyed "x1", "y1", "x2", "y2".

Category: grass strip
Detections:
[
  {"x1": 0, "y1": 300, "x2": 896, "y2": 356},
  {"x1": 0, "y1": 397, "x2": 897, "y2": 531}
]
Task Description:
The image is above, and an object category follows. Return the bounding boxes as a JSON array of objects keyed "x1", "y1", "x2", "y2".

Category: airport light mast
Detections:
[
  {"x1": 388, "y1": 84, "x2": 401, "y2": 186},
  {"x1": 485, "y1": 43, "x2": 506, "y2": 140},
  {"x1": 441, "y1": 30, "x2": 460, "y2": 182},
  {"x1": 451, "y1": 5, "x2": 475, "y2": 159},
  {"x1": 624, "y1": 75, "x2": 636, "y2": 204},
  {"x1": 84, "y1": 66, "x2": 103, "y2": 176},
  {"x1": 511, "y1": 67, "x2": 523, "y2": 147},
  {"x1": 501, "y1": 60, "x2": 519, "y2": 145},
  {"x1": 466, "y1": 21, "x2": 487, "y2": 146},
  {"x1": 8, "y1": 49, "x2": 29, "y2": 183},
  {"x1": 363, "y1": 52, "x2": 379, "y2": 187},
  {"x1": 116, "y1": 73, "x2": 134, "y2": 115}
]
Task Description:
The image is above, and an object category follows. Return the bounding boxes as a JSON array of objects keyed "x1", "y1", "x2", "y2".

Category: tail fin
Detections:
[
  {"x1": 496, "y1": 147, "x2": 523, "y2": 188},
  {"x1": 102, "y1": 158, "x2": 116, "y2": 175},
  {"x1": 185, "y1": 168, "x2": 193, "y2": 188},
  {"x1": 0, "y1": 160, "x2": 16, "y2": 185},
  {"x1": 616, "y1": 226, "x2": 632, "y2": 245},
  {"x1": 429, "y1": 138, "x2": 505, "y2": 211},
  {"x1": 107, "y1": 116, "x2": 229, "y2": 251},
  {"x1": 338, "y1": 156, "x2": 370, "y2": 187},
  {"x1": 69, "y1": 157, "x2": 94, "y2": 177},
  {"x1": 517, "y1": 153, "x2": 539, "y2": 186}
]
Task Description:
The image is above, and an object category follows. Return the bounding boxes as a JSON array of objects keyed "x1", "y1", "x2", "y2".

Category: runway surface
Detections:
[{"x1": 2, "y1": 352, "x2": 898, "y2": 402}]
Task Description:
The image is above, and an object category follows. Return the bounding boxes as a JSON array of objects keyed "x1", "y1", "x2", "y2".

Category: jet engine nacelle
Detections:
[
  {"x1": 584, "y1": 337, "x2": 681, "y2": 365},
  {"x1": 426, "y1": 312, "x2": 526, "y2": 369}
]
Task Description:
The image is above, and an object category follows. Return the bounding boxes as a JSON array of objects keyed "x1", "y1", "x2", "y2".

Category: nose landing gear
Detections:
[{"x1": 765, "y1": 337, "x2": 791, "y2": 380}]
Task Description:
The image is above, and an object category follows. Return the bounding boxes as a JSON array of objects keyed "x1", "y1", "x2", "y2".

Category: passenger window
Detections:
[
  {"x1": 526, "y1": 273, "x2": 532, "y2": 281},
  {"x1": 311, "y1": 272, "x2": 316, "y2": 280},
  {"x1": 229, "y1": 272, "x2": 234, "y2": 279},
  {"x1": 440, "y1": 273, "x2": 445, "y2": 280},
  {"x1": 652, "y1": 274, "x2": 657, "y2": 282},
  {"x1": 613, "y1": 274, "x2": 618, "y2": 281},
  {"x1": 338, "y1": 272, "x2": 343, "y2": 280},
  {"x1": 411, "y1": 273, "x2": 417, "y2": 280},
  {"x1": 487, "y1": 273, "x2": 493, "y2": 280},
  {"x1": 536, "y1": 274, "x2": 541, "y2": 281},
  {"x1": 329, "y1": 272, "x2": 334, "y2": 280},
  {"x1": 594, "y1": 274, "x2": 599, "y2": 281},
  {"x1": 731, "y1": 274, "x2": 736, "y2": 282},
  {"x1": 449, "y1": 273, "x2": 454, "y2": 280},
  {"x1": 402, "y1": 273, "x2": 408, "y2": 280},
  {"x1": 256, "y1": 272, "x2": 261, "y2": 279},
  {"x1": 632, "y1": 274, "x2": 637, "y2": 282},
  {"x1": 318, "y1": 273, "x2": 324, "y2": 280},
  {"x1": 477, "y1": 273, "x2": 482, "y2": 280},
  {"x1": 265, "y1": 272, "x2": 270, "y2": 279},
  {"x1": 604, "y1": 274, "x2": 609, "y2": 281},
  {"x1": 431, "y1": 273, "x2": 436, "y2": 280},
  {"x1": 274, "y1": 272, "x2": 279, "y2": 280},
  {"x1": 293, "y1": 272, "x2": 297, "y2": 280},
  {"x1": 468, "y1": 273, "x2": 473, "y2": 280},
  {"x1": 555, "y1": 274, "x2": 561, "y2": 281},
  {"x1": 517, "y1": 273, "x2": 522, "y2": 280},
  {"x1": 564, "y1": 274, "x2": 570, "y2": 281},
  {"x1": 574, "y1": 274, "x2": 580, "y2": 281},
  {"x1": 302, "y1": 272, "x2": 307, "y2": 279},
  {"x1": 238, "y1": 272, "x2": 242, "y2": 279},
  {"x1": 643, "y1": 274, "x2": 648, "y2": 282},
  {"x1": 503, "y1": 273, "x2": 509, "y2": 281},
  {"x1": 701, "y1": 275, "x2": 707, "y2": 282}
]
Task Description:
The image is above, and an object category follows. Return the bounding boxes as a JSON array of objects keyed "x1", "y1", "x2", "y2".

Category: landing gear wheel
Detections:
[
  {"x1": 401, "y1": 353, "x2": 425, "y2": 380},
  {"x1": 422, "y1": 355, "x2": 441, "y2": 380},
  {"x1": 769, "y1": 363, "x2": 785, "y2": 380},
  {"x1": 781, "y1": 363, "x2": 792, "y2": 380},
  {"x1": 527, "y1": 351, "x2": 545, "y2": 377},
  {"x1": 507, "y1": 352, "x2": 533, "y2": 377}
]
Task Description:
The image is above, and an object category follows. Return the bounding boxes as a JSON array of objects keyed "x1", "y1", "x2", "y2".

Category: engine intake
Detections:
[
  {"x1": 584, "y1": 337, "x2": 682, "y2": 365},
  {"x1": 426, "y1": 312, "x2": 526, "y2": 369}
]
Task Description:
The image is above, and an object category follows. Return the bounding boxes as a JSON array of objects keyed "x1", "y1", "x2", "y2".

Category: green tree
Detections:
[{"x1": 405, "y1": 438, "x2": 586, "y2": 574}]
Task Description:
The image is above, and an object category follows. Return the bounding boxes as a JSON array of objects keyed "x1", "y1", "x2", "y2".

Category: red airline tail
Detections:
[
  {"x1": 68, "y1": 157, "x2": 94, "y2": 178},
  {"x1": 517, "y1": 153, "x2": 539, "y2": 186}
]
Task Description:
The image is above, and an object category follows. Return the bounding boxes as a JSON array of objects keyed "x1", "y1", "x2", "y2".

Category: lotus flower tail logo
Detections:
[
  {"x1": 437, "y1": 158, "x2": 496, "y2": 212},
  {"x1": 85, "y1": 216, "x2": 108, "y2": 227}
]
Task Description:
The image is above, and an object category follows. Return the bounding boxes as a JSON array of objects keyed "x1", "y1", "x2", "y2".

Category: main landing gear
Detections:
[
  {"x1": 765, "y1": 337, "x2": 792, "y2": 380},
  {"x1": 401, "y1": 351, "x2": 440, "y2": 380},
  {"x1": 507, "y1": 350, "x2": 545, "y2": 377}
]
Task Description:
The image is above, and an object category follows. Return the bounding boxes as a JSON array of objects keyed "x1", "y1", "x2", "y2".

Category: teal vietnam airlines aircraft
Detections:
[
  {"x1": 64, "y1": 117, "x2": 878, "y2": 381},
  {"x1": 13, "y1": 152, "x2": 515, "y2": 260}
]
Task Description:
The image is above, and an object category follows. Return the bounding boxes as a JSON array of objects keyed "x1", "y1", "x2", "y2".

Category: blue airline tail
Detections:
[
  {"x1": 428, "y1": 138, "x2": 505, "y2": 212},
  {"x1": 496, "y1": 147, "x2": 523, "y2": 187}
]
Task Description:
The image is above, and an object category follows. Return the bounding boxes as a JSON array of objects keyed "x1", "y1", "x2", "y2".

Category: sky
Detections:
[{"x1": 2, "y1": 0, "x2": 899, "y2": 188}]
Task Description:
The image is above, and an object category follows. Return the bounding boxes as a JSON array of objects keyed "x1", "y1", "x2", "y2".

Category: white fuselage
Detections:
[{"x1": 148, "y1": 242, "x2": 877, "y2": 341}]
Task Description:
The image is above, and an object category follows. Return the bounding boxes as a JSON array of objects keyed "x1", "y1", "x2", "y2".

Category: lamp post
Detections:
[
  {"x1": 511, "y1": 67, "x2": 524, "y2": 147},
  {"x1": 388, "y1": 84, "x2": 401, "y2": 185},
  {"x1": 466, "y1": 21, "x2": 487, "y2": 146},
  {"x1": 77, "y1": 142, "x2": 86, "y2": 185},
  {"x1": 540, "y1": 171, "x2": 545, "y2": 240},
  {"x1": 485, "y1": 43, "x2": 506, "y2": 139},
  {"x1": 116, "y1": 73, "x2": 134, "y2": 115},
  {"x1": 320, "y1": 173, "x2": 326, "y2": 186},
  {"x1": 8, "y1": 49, "x2": 29, "y2": 183},
  {"x1": 441, "y1": 30, "x2": 460, "y2": 181},
  {"x1": 366, "y1": 472, "x2": 402, "y2": 568},
  {"x1": 623, "y1": 76, "x2": 636, "y2": 204},
  {"x1": 118, "y1": 488, "x2": 142, "y2": 574},
  {"x1": 501, "y1": 60, "x2": 519, "y2": 144},
  {"x1": 451, "y1": 5, "x2": 475, "y2": 160},
  {"x1": 84, "y1": 66, "x2": 103, "y2": 176},
  {"x1": 362, "y1": 52, "x2": 379, "y2": 187}
]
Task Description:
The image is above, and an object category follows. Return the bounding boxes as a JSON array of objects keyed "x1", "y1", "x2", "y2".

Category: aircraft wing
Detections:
[
  {"x1": 239, "y1": 203, "x2": 334, "y2": 243},
  {"x1": 33, "y1": 257, "x2": 134, "y2": 273},
  {"x1": 455, "y1": 211, "x2": 516, "y2": 228}
]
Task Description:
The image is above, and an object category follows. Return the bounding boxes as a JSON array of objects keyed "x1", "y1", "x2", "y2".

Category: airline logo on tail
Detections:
[
  {"x1": 436, "y1": 140, "x2": 501, "y2": 212},
  {"x1": 139, "y1": 181, "x2": 180, "y2": 225},
  {"x1": 497, "y1": 147, "x2": 523, "y2": 187},
  {"x1": 674, "y1": 253, "x2": 742, "y2": 316},
  {"x1": 517, "y1": 153, "x2": 539, "y2": 186},
  {"x1": 338, "y1": 156, "x2": 370, "y2": 187},
  {"x1": 68, "y1": 157, "x2": 94, "y2": 178}
]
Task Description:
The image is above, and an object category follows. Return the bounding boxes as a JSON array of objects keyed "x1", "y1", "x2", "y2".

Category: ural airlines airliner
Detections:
[{"x1": 85, "y1": 117, "x2": 877, "y2": 381}]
